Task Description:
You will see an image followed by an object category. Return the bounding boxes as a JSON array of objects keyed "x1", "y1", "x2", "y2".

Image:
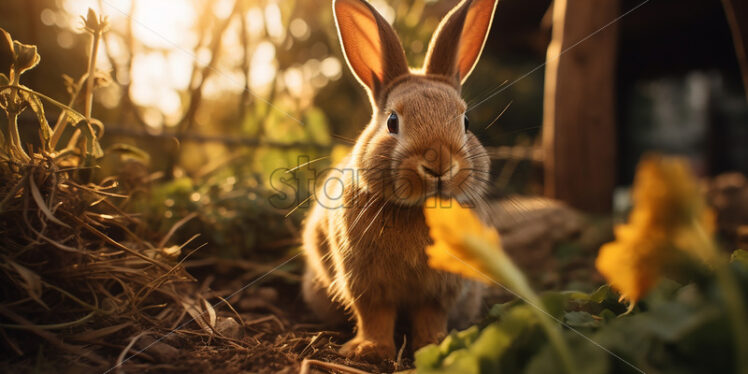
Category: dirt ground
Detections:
[{"x1": 0, "y1": 197, "x2": 608, "y2": 374}]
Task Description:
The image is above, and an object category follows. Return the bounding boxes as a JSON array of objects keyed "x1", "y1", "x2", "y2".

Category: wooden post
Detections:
[
  {"x1": 722, "y1": 0, "x2": 748, "y2": 101},
  {"x1": 542, "y1": 0, "x2": 620, "y2": 213}
]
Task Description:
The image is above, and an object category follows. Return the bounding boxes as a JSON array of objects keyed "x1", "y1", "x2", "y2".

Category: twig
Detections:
[
  {"x1": 299, "y1": 359, "x2": 372, "y2": 374},
  {"x1": 157, "y1": 212, "x2": 198, "y2": 249},
  {"x1": 115, "y1": 332, "x2": 148, "y2": 374},
  {"x1": 0, "y1": 310, "x2": 95, "y2": 330},
  {"x1": 69, "y1": 214, "x2": 172, "y2": 271},
  {"x1": 395, "y1": 334, "x2": 407, "y2": 369},
  {"x1": 0, "y1": 306, "x2": 107, "y2": 365},
  {"x1": 0, "y1": 327, "x2": 23, "y2": 356},
  {"x1": 244, "y1": 315, "x2": 285, "y2": 330}
]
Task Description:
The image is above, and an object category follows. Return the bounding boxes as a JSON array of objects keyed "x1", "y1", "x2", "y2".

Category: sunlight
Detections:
[
  {"x1": 131, "y1": 0, "x2": 196, "y2": 49},
  {"x1": 245, "y1": 7, "x2": 265, "y2": 38},
  {"x1": 59, "y1": 0, "x2": 199, "y2": 127},
  {"x1": 62, "y1": 0, "x2": 197, "y2": 49},
  {"x1": 250, "y1": 41, "x2": 277, "y2": 93},
  {"x1": 264, "y1": 2, "x2": 285, "y2": 42},
  {"x1": 129, "y1": 52, "x2": 182, "y2": 125},
  {"x1": 55, "y1": 0, "x2": 293, "y2": 125}
]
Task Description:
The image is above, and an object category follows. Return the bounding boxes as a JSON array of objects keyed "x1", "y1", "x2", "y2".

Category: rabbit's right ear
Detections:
[
  {"x1": 423, "y1": 0, "x2": 498, "y2": 87},
  {"x1": 333, "y1": 0, "x2": 409, "y2": 102}
]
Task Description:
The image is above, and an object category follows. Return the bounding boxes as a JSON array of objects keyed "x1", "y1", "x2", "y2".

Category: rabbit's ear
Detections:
[
  {"x1": 423, "y1": 0, "x2": 498, "y2": 86},
  {"x1": 333, "y1": 0, "x2": 409, "y2": 100}
]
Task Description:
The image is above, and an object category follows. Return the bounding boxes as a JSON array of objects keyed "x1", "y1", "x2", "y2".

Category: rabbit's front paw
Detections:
[{"x1": 340, "y1": 337, "x2": 395, "y2": 362}]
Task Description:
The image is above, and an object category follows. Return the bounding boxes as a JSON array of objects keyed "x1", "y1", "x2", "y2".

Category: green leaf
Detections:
[
  {"x1": 12, "y1": 40, "x2": 40, "y2": 76},
  {"x1": 414, "y1": 344, "x2": 442, "y2": 369},
  {"x1": 563, "y1": 311, "x2": 600, "y2": 329},
  {"x1": 640, "y1": 301, "x2": 721, "y2": 341},
  {"x1": 487, "y1": 299, "x2": 521, "y2": 320},
  {"x1": 526, "y1": 331, "x2": 609, "y2": 374},
  {"x1": 439, "y1": 325, "x2": 480, "y2": 354},
  {"x1": 9, "y1": 85, "x2": 84, "y2": 122},
  {"x1": 74, "y1": 120, "x2": 104, "y2": 159},
  {"x1": 565, "y1": 285, "x2": 612, "y2": 304},
  {"x1": 92, "y1": 138, "x2": 104, "y2": 158},
  {"x1": 0, "y1": 27, "x2": 13, "y2": 63},
  {"x1": 598, "y1": 309, "x2": 617, "y2": 322},
  {"x1": 415, "y1": 325, "x2": 480, "y2": 370},
  {"x1": 540, "y1": 291, "x2": 568, "y2": 319},
  {"x1": 588, "y1": 285, "x2": 613, "y2": 303},
  {"x1": 19, "y1": 88, "x2": 52, "y2": 150},
  {"x1": 731, "y1": 249, "x2": 748, "y2": 267},
  {"x1": 416, "y1": 305, "x2": 545, "y2": 373},
  {"x1": 436, "y1": 349, "x2": 480, "y2": 374}
]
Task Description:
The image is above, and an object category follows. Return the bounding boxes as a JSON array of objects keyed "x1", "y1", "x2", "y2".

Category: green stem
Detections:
[
  {"x1": 84, "y1": 31, "x2": 101, "y2": 122},
  {"x1": 5, "y1": 71, "x2": 30, "y2": 162},
  {"x1": 468, "y1": 237, "x2": 576, "y2": 373},
  {"x1": 0, "y1": 84, "x2": 86, "y2": 153},
  {"x1": 49, "y1": 88, "x2": 79, "y2": 152},
  {"x1": 6, "y1": 110, "x2": 29, "y2": 163},
  {"x1": 692, "y1": 221, "x2": 748, "y2": 374},
  {"x1": 715, "y1": 265, "x2": 748, "y2": 374},
  {"x1": 496, "y1": 257, "x2": 576, "y2": 374}
]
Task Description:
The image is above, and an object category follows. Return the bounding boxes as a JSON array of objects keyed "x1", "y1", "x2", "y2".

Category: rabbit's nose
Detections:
[
  {"x1": 418, "y1": 161, "x2": 457, "y2": 180},
  {"x1": 420, "y1": 164, "x2": 444, "y2": 178}
]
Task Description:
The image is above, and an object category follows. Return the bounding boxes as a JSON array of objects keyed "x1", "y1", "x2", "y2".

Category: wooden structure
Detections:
[
  {"x1": 542, "y1": 0, "x2": 621, "y2": 213},
  {"x1": 722, "y1": 0, "x2": 748, "y2": 101}
]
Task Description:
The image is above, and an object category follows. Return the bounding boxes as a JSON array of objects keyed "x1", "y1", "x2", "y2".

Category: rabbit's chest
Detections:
[{"x1": 338, "y1": 205, "x2": 457, "y2": 302}]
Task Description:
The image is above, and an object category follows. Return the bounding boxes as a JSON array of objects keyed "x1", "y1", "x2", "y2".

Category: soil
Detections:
[{"x1": 0, "y1": 197, "x2": 607, "y2": 374}]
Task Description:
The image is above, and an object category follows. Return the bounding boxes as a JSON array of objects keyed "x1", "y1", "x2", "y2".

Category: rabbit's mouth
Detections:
[{"x1": 385, "y1": 159, "x2": 479, "y2": 206}]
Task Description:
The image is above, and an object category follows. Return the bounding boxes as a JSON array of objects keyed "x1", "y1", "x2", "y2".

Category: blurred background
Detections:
[{"x1": 1, "y1": 0, "x2": 746, "y2": 257}]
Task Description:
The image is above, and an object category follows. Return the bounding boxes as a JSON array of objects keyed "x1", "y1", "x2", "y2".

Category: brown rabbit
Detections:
[{"x1": 302, "y1": 0, "x2": 498, "y2": 362}]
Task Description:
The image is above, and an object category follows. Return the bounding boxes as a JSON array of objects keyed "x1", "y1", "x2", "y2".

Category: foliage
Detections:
[
  {"x1": 418, "y1": 155, "x2": 748, "y2": 374},
  {"x1": 0, "y1": 22, "x2": 109, "y2": 169},
  {"x1": 416, "y1": 266, "x2": 748, "y2": 374},
  {"x1": 131, "y1": 172, "x2": 301, "y2": 259}
]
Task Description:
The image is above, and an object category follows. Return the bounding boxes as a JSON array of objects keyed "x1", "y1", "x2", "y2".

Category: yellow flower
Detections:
[
  {"x1": 595, "y1": 154, "x2": 717, "y2": 304},
  {"x1": 423, "y1": 197, "x2": 500, "y2": 281},
  {"x1": 596, "y1": 224, "x2": 670, "y2": 303},
  {"x1": 423, "y1": 197, "x2": 578, "y2": 373}
]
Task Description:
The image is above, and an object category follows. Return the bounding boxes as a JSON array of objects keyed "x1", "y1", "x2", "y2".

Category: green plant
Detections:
[
  {"x1": 0, "y1": 9, "x2": 108, "y2": 170},
  {"x1": 415, "y1": 260, "x2": 748, "y2": 374}
]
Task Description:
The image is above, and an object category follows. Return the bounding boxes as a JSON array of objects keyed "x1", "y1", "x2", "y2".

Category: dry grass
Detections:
[
  {"x1": 0, "y1": 156, "x2": 404, "y2": 373},
  {"x1": 0, "y1": 155, "x2": 202, "y2": 368}
]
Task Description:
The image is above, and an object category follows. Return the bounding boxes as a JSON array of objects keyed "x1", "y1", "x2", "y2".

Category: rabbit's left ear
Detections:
[
  {"x1": 423, "y1": 0, "x2": 498, "y2": 86},
  {"x1": 334, "y1": 0, "x2": 409, "y2": 102}
]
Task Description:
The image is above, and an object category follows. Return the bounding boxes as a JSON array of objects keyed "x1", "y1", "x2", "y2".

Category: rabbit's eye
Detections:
[
  {"x1": 387, "y1": 112, "x2": 399, "y2": 134},
  {"x1": 463, "y1": 114, "x2": 470, "y2": 132}
]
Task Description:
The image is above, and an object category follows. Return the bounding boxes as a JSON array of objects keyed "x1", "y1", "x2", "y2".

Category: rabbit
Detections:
[{"x1": 301, "y1": 0, "x2": 498, "y2": 362}]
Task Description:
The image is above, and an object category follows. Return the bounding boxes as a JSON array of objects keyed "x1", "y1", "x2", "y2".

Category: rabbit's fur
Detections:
[{"x1": 302, "y1": 0, "x2": 498, "y2": 361}]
